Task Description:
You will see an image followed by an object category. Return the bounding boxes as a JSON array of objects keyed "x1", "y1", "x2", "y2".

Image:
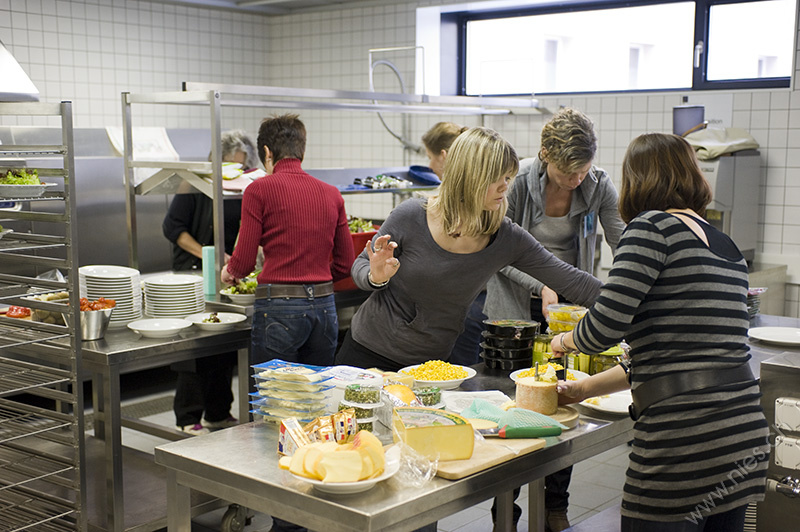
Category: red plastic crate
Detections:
[{"x1": 334, "y1": 230, "x2": 378, "y2": 292}]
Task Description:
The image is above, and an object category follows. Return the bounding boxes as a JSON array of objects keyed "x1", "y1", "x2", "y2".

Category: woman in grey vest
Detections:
[{"x1": 485, "y1": 108, "x2": 625, "y2": 532}]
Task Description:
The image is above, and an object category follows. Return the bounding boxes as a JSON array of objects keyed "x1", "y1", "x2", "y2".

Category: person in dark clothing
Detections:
[{"x1": 162, "y1": 129, "x2": 259, "y2": 435}]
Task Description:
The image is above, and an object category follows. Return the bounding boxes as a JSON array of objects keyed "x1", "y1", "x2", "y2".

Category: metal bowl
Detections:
[
  {"x1": 482, "y1": 319, "x2": 540, "y2": 339},
  {"x1": 62, "y1": 308, "x2": 113, "y2": 341}
]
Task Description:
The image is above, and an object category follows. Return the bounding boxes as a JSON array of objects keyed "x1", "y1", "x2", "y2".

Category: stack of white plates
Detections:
[
  {"x1": 143, "y1": 274, "x2": 205, "y2": 318},
  {"x1": 79, "y1": 265, "x2": 143, "y2": 329}
]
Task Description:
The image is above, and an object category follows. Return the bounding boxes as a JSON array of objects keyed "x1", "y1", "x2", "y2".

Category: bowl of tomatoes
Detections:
[{"x1": 63, "y1": 297, "x2": 116, "y2": 341}]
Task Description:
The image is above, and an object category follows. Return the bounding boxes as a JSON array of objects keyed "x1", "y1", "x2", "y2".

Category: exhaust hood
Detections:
[{"x1": 0, "y1": 39, "x2": 39, "y2": 102}]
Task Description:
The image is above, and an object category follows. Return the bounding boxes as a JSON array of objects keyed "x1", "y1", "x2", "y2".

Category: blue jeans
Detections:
[
  {"x1": 250, "y1": 294, "x2": 338, "y2": 367},
  {"x1": 252, "y1": 294, "x2": 338, "y2": 532}
]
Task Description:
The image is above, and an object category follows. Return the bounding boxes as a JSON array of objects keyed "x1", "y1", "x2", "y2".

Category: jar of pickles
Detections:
[
  {"x1": 532, "y1": 333, "x2": 554, "y2": 365},
  {"x1": 587, "y1": 344, "x2": 627, "y2": 375}
]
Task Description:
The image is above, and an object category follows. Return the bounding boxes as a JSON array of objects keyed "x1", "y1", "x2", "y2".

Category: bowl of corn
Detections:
[
  {"x1": 546, "y1": 304, "x2": 588, "y2": 332},
  {"x1": 399, "y1": 360, "x2": 477, "y2": 390}
]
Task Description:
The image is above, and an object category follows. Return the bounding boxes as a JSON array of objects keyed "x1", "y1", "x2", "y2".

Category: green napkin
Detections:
[
  {"x1": 499, "y1": 407, "x2": 567, "y2": 430},
  {"x1": 461, "y1": 398, "x2": 566, "y2": 429}
]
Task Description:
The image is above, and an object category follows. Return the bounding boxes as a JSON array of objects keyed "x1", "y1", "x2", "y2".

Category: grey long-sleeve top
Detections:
[
  {"x1": 484, "y1": 157, "x2": 625, "y2": 320},
  {"x1": 350, "y1": 198, "x2": 603, "y2": 366}
]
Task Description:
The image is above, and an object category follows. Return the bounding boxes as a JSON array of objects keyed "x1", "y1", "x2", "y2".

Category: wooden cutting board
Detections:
[{"x1": 435, "y1": 437, "x2": 546, "y2": 480}]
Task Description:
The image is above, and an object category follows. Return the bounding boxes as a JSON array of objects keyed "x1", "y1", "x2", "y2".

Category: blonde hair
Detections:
[
  {"x1": 538, "y1": 107, "x2": 597, "y2": 173},
  {"x1": 427, "y1": 127, "x2": 519, "y2": 237},
  {"x1": 422, "y1": 122, "x2": 469, "y2": 154}
]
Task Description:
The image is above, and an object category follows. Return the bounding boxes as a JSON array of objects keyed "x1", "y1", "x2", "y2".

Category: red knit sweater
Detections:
[{"x1": 226, "y1": 158, "x2": 354, "y2": 285}]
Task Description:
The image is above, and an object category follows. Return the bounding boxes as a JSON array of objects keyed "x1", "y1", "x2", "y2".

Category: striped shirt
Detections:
[
  {"x1": 573, "y1": 210, "x2": 769, "y2": 522},
  {"x1": 226, "y1": 158, "x2": 353, "y2": 284}
]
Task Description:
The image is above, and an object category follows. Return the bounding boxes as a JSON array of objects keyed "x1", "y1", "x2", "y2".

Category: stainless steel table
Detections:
[
  {"x1": 11, "y1": 323, "x2": 252, "y2": 532},
  {"x1": 155, "y1": 366, "x2": 634, "y2": 532}
]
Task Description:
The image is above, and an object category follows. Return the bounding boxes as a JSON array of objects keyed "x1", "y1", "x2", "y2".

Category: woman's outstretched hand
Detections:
[
  {"x1": 556, "y1": 379, "x2": 586, "y2": 405},
  {"x1": 366, "y1": 234, "x2": 400, "y2": 284}
]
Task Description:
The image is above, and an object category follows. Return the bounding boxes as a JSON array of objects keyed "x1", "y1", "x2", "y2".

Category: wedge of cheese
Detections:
[{"x1": 392, "y1": 407, "x2": 474, "y2": 461}]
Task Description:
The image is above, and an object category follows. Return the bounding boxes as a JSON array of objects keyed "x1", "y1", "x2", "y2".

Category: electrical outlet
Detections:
[
  {"x1": 775, "y1": 436, "x2": 800, "y2": 470},
  {"x1": 776, "y1": 398, "x2": 800, "y2": 432}
]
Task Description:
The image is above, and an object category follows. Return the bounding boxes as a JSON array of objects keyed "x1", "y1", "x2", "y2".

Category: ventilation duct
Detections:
[{"x1": 0, "y1": 39, "x2": 39, "y2": 102}]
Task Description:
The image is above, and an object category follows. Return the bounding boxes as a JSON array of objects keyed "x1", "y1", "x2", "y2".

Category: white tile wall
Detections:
[
  {"x1": 3, "y1": 0, "x2": 800, "y2": 315},
  {"x1": 0, "y1": 0, "x2": 270, "y2": 133}
]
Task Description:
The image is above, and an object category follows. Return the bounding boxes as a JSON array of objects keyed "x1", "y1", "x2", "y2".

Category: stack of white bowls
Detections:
[
  {"x1": 143, "y1": 274, "x2": 205, "y2": 318},
  {"x1": 78, "y1": 265, "x2": 143, "y2": 329}
]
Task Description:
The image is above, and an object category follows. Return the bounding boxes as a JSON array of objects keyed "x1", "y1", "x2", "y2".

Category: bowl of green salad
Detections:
[
  {"x1": 220, "y1": 274, "x2": 258, "y2": 305},
  {"x1": 0, "y1": 169, "x2": 55, "y2": 198}
]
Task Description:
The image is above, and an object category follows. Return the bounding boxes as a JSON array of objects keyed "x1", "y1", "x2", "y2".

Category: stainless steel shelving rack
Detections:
[
  {"x1": 0, "y1": 101, "x2": 86, "y2": 531},
  {"x1": 121, "y1": 83, "x2": 546, "y2": 293}
]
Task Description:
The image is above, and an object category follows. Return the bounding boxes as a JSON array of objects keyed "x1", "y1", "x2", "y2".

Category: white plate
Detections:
[
  {"x1": 398, "y1": 365, "x2": 477, "y2": 390},
  {"x1": 0, "y1": 228, "x2": 12, "y2": 240},
  {"x1": 748, "y1": 327, "x2": 800, "y2": 346},
  {"x1": 80, "y1": 265, "x2": 140, "y2": 279},
  {"x1": 144, "y1": 274, "x2": 202, "y2": 286},
  {"x1": 127, "y1": 318, "x2": 192, "y2": 338},
  {"x1": 185, "y1": 312, "x2": 247, "y2": 331},
  {"x1": 220, "y1": 289, "x2": 256, "y2": 305},
  {"x1": 291, "y1": 446, "x2": 400, "y2": 494},
  {"x1": 580, "y1": 390, "x2": 632, "y2": 415},
  {"x1": 510, "y1": 368, "x2": 590, "y2": 383},
  {"x1": 0, "y1": 182, "x2": 57, "y2": 198}
]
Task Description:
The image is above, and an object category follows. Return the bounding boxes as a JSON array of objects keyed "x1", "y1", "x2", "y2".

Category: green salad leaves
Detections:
[{"x1": 1, "y1": 169, "x2": 40, "y2": 185}]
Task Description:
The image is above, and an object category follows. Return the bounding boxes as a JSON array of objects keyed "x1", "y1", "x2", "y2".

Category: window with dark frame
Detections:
[{"x1": 456, "y1": 0, "x2": 794, "y2": 96}]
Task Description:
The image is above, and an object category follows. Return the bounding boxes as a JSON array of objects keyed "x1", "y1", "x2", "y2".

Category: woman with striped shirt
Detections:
[{"x1": 552, "y1": 133, "x2": 769, "y2": 532}]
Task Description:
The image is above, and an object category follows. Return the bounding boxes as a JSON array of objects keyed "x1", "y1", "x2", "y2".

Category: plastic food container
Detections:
[
  {"x1": 412, "y1": 386, "x2": 441, "y2": 406},
  {"x1": 338, "y1": 401, "x2": 379, "y2": 419},
  {"x1": 481, "y1": 330, "x2": 534, "y2": 349},
  {"x1": 480, "y1": 343, "x2": 533, "y2": 360},
  {"x1": 482, "y1": 319, "x2": 540, "y2": 339},
  {"x1": 356, "y1": 417, "x2": 376, "y2": 432},
  {"x1": 343, "y1": 383, "x2": 382, "y2": 404},
  {"x1": 546, "y1": 304, "x2": 588, "y2": 332},
  {"x1": 480, "y1": 353, "x2": 531, "y2": 371}
]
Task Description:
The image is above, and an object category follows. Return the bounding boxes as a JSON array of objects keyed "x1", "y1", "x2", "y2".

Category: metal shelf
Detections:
[
  {"x1": 0, "y1": 445, "x2": 75, "y2": 491},
  {"x1": 0, "y1": 357, "x2": 72, "y2": 398},
  {"x1": 0, "y1": 101, "x2": 86, "y2": 531},
  {"x1": 0, "y1": 485, "x2": 76, "y2": 532},
  {"x1": 122, "y1": 83, "x2": 530, "y2": 288}
]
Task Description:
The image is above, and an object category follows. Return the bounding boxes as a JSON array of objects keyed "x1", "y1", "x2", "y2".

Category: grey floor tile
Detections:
[
  {"x1": 594, "y1": 443, "x2": 631, "y2": 463},
  {"x1": 575, "y1": 462, "x2": 626, "y2": 490},
  {"x1": 568, "y1": 481, "x2": 623, "y2": 510},
  {"x1": 605, "y1": 449, "x2": 631, "y2": 469},
  {"x1": 447, "y1": 512, "x2": 495, "y2": 532},
  {"x1": 438, "y1": 505, "x2": 490, "y2": 531},
  {"x1": 567, "y1": 503, "x2": 593, "y2": 524}
]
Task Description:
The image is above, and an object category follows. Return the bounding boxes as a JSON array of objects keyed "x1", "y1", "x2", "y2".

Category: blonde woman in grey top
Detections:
[
  {"x1": 335, "y1": 127, "x2": 602, "y2": 372},
  {"x1": 484, "y1": 107, "x2": 625, "y2": 322}
]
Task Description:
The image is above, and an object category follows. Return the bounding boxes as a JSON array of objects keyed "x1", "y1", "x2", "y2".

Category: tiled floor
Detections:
[{"x1": 113, "y1": 371, "x2": 628, "y2": 532}]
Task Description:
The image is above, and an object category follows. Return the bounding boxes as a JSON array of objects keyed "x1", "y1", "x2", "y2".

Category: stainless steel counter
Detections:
[
  {"x1": 8, "y1": 322, "x2": 252, "y2": 532},
  {"x1": 155, "y1": 364, "x2": 634, "y2": 532},
  {"x1": 154, "y1": 313, "x2": 795, "y2": 532}
]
